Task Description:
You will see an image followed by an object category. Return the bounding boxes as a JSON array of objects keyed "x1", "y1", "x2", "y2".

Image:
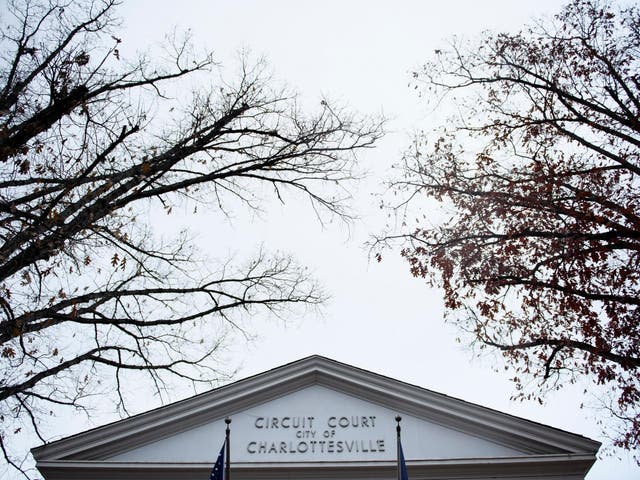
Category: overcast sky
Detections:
[{"x1": 88, "y1": 1, "x2": 640, "y2": 479}]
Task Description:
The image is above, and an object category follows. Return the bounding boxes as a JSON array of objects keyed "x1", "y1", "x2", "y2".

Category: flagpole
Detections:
[
  {"x1": 395, "y1": 415, "x2": 402, "y2": 480},
  {"x1": 225, "y1": 417, "x2": 231, "y2": 480}
]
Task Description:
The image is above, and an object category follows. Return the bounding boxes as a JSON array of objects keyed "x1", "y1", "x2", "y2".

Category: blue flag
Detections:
[
  {"x1": 209, "y1": 441, "x2": 225, "y2": 480},
  {"x1": 399, "y1": 440, "x2": 409, "y2": 480}
]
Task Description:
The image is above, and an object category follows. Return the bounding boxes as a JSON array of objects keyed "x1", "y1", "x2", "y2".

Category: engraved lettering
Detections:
[{"x1": 248, "y1": 413, "x2": 385, "y2": 457}]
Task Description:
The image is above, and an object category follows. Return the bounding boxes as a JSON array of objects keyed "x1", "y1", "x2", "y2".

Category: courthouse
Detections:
[{"x1": 32, "y1": 355, "x2": 600, "y2": 479}]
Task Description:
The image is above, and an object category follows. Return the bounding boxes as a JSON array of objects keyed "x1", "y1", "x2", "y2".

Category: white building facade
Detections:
[{"x1": 32, "y1": 356, "x2": 600, "y2": 479}]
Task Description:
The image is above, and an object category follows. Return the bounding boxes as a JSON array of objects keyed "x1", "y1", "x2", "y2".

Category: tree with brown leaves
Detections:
[{"x1": 382, "y1": 0, "x2": 640, "y2": 457}]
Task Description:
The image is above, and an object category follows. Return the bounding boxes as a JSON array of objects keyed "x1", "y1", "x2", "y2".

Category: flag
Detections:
[
  {"x1": 395, "y1": 415, "x2": 409, "y2": 480},
  {"x1": 398, "y1": 440, "x2": 409, "y2": 480},
  {"x1": 209, "y1": 441, "x2": 225, "y2": 480}
]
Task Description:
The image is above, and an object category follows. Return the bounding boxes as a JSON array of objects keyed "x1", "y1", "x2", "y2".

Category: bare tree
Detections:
[
  {"x1": 0, "y1": 0, "x2": 383, "y2": 475},
  {"x1": 379, "y1": 0, "x2": 640, "y2": 457}
]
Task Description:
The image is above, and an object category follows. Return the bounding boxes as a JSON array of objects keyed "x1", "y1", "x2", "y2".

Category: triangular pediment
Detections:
[
  {"x1": 105, "y1": 384, "x2": 525, "y2": 463},
  {"x1": 32, "y1": 356, "x2": 600, "y2": 480}
]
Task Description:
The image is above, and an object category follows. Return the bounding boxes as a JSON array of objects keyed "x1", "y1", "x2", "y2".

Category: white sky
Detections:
[{"x1": 46, "y1": 1, "x2": 638, "y2": 479}]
